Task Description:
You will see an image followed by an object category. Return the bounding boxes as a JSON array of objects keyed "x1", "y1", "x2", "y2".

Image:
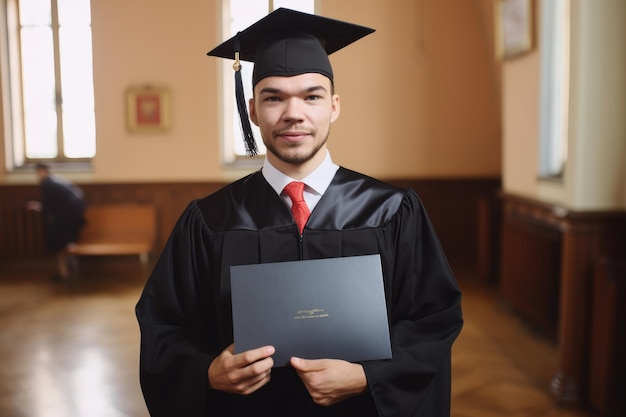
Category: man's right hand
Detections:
[{"x1": 208, "y1": 344, "x2": 275, "y2": 395}]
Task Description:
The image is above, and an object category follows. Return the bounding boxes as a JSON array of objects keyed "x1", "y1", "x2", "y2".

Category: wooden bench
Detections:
[{"x1": 68, "y1": 204, "x2": 156, "y2": 265}]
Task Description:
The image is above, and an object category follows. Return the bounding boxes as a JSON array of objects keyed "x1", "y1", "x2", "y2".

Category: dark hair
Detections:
[{"x1": 35, "y1": 162, "x2": 50, "y2": 171}]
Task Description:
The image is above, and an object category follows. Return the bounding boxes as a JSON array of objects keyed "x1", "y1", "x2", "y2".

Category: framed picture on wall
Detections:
[
  {"x1": 497, "y1": 0, "x2": 534, "y2": 59},
  {"x1": 126, "y1": 86, "x2": 171, "y2": 133}
]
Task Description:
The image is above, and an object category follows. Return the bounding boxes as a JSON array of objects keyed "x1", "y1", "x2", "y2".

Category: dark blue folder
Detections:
[{"x1": 230, "y1": 254, "x2": 392, "y2": 367}]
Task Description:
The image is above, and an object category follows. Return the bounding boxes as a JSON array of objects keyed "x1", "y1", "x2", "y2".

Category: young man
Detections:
[{"x1": 136, "y1": 9, "x2": 463, "y2": 417}]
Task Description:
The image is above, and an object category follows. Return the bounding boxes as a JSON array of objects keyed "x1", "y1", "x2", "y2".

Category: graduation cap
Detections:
[{"x1": 207, "y1": 8, "x2": 375, "y2": 156}]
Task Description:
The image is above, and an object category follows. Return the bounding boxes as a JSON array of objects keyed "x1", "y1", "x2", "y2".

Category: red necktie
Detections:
[{"x1": 283, "y1": 181, "x2": 310, "y2": 235}]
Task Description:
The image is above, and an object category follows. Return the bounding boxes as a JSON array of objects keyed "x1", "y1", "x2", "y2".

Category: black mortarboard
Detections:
[{"x1": 207, "y1": 8, "x2": 375, "y2": 156}]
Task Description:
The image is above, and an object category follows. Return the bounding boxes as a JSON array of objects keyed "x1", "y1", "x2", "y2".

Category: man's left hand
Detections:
[{"x1": 289, "y1": 357, "x2": 368, "y2": 407}]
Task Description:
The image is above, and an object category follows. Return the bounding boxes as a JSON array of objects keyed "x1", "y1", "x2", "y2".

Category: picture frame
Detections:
[
  {"x1": 126, "y1": 86, "x2": 170, "y2": 132},
  {"x1": 496, "y1": 0, "x2": 534, "y2": 59}
]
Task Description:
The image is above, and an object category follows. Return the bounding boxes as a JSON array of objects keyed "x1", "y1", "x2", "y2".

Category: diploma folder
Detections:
[{"x1": 230, "y1": 254, "x2": 392, "y2": 367}]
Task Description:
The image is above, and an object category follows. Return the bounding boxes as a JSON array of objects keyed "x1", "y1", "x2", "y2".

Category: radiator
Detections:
[
  {"x1": 500, "y1": 206, "x2": 562, "y2": 338},
  {"x1": 0, "y1": 201, "x2": 46, "y2": 259}
]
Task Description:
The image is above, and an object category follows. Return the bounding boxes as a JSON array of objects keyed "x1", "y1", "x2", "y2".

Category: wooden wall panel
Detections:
[
  {"x1": 500, "y1": 202, "x2": 562, "y2": 338},
  {"x1": 0, "y1": 201, "x2": 46, "y2": 258},
  {"x1": 0, "y1": 177, "x2": 502, "y2": 278},
  {"x1": 499, "y1": 193, "x2": 626, "y2": 411},
  {"x1": 589, "y1": 257, "x2": 626, "y2": 416},
  {"x1": 389, "y1": 178, "x2": 502, "y2": 279}
]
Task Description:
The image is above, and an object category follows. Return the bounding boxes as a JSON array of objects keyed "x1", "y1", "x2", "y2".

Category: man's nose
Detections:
[{"x1": 283, "y1": 98, "x2": 304, "y2": 122}]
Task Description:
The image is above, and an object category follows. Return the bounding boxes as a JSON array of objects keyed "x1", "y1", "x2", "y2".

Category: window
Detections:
[
  {"x1": 220, "y1": 0, "x2": 315, "y2": 164},
  {"x1": 1, "y1": 0, "x2": 95, "y2": 168},
  {"x1": 538, "y1": 0, "x2": 570, "y2": 179}
]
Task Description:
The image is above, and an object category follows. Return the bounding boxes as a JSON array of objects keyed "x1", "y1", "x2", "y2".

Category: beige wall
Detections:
[
  {"x1": 0, "y1": 0, "x2": 501, "y2": 184},
  {"x1": 501, "y1": 51, "x2": 541, "y2": 196},
  {"x1": 566, "y1": 0, "x2": 626, "y2": 209},
  {"x1": 502, "y1": 0, "x2": 626, "y2": 210}
]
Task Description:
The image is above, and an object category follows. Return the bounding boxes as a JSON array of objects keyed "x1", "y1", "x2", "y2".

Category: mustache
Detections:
[{"x1": 274, "y1": 126, "x2": 314, "y2": 136}]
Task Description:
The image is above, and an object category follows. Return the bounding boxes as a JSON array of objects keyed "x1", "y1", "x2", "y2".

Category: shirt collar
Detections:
[{"x1": 262, "y1": 150, "x2": 339, "y2": 196}]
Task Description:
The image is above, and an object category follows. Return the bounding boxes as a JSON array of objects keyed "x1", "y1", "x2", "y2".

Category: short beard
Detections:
[{"x1": 264, "y1": 130, "x2": 329, "y2": 165}]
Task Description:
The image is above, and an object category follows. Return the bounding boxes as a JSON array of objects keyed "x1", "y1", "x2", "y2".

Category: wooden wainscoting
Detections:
[
  {"x1": 0, "y1": 182, "x2": 222, "y2": 260},
  {"x1": 500, "y1": 197, "x2": 563, "y2": 339},
  {"x1": 0, "y1": 177, "x2": 502, "y2": 278},
  {"x1": 389, "y1": 177, "x2": 502, "y2": 281},
  {"x1": 0, "y1": 199, "x2": 46, "y2": 258},
  {"x1": 499, "y1": 193, "x2": 626, "y2": 414},
  {"x1": 589, "y1": 257, "x2": 626, "y2": 416}
]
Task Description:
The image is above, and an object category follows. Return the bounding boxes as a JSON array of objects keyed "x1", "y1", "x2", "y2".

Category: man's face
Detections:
[
  {"x1": 35, "y1": 167, "x2": 49, "y2": 181},
  {"x1": 249, "y1": 73, "x2": 340, "y2": 172}
]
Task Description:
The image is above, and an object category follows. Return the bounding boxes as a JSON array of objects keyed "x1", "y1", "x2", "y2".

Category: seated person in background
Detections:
[{"x1": 27, "y1": 162, "x2": 86, "y2": 281}]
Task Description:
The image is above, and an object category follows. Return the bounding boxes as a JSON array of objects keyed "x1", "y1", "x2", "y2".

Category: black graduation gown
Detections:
[
  {"x1": 136, "y1": 167, "x2": 463, "y2": 417},
  {"x1": 40, "y1": 176, "x2": 86, "y2": 251}
]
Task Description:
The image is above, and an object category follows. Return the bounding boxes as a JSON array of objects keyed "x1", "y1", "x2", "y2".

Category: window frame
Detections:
[
  {"x1": 219, "y1": 0, "x2": 316, "y2": 168},
  {"x1": 0, "y1": 0, "x2": 95, "y2": 171},
  {"x1": 537, "y1": 0, "x2": 570, "y2": 181}
]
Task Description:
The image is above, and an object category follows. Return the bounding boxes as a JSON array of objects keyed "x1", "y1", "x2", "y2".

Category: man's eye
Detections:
[
  {"x1": 264, "y1": 96, "x2": 281, "y2": 102},
  {"x1": 305, "y1": 95, "x2": 322, "y2": 101}
]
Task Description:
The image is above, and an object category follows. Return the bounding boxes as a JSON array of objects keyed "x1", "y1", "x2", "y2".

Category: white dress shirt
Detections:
[{"x1": 262, "y1": 150, "x2": 339, "y2": 213}]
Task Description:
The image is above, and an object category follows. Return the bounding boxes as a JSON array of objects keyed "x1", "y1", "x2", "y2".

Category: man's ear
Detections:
[
  {"x1": 249, "y1": 98, "x2": 258, "y2": 126},
  {"x1": 330, "y1": 94, "x2": 340, "y2": 123}
]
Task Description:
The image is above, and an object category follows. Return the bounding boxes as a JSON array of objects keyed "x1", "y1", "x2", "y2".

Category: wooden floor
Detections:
[{"x1": 0, "y1": 257, "x2": 597, "y2": 417}]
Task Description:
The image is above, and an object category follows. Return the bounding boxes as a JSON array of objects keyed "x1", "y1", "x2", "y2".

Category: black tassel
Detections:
[
  {"x1": 233, "y1": 34, "x2": 258, "y2": 157},
  {"x1": 234, "y1": 70, "x2": 258, "y2": 156}
]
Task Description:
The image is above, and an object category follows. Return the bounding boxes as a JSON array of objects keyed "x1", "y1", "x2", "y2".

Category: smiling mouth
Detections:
[{"x1": 276, "y1": 131, "x2": 310, "y2": 142}]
